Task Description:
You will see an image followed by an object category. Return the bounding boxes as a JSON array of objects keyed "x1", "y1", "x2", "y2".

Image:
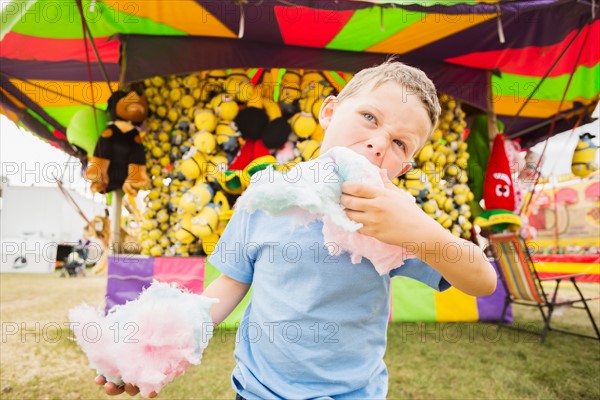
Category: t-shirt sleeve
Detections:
[
  {"x1": 207, "y1": 208, "x2": 257, "y2": 284},
  {"x1": 390, "y1": 258, "x2": 451, "y2": 292}
]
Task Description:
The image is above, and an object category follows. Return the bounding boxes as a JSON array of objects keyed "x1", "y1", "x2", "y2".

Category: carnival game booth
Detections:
[{"x1": 95, "y1": 64, "x2": 513, "y2": 324}]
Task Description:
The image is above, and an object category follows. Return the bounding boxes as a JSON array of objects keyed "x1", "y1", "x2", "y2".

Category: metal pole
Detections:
[
  {"x1": 486, "y1": 71, "x2": 498, "y2": 145},
  {"x1": 111, "y1": 189, "x2": 123, "y2": 254}
]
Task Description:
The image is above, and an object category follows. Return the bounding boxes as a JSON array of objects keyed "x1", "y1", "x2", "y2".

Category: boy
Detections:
[{"x1": 97, "y1": 61, "x2": 496, "y2": 398}]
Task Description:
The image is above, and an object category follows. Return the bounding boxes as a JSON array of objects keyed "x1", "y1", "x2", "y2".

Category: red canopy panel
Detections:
[
  {"x1": 275, "y1": 6, "x2": 354, "y2": 48},
  {"x1": 445, "y1": 20, "x2": 600, "y2": 77},
  {"x1": 1, "y1": 32, "x2": 120, "y2": 64}
]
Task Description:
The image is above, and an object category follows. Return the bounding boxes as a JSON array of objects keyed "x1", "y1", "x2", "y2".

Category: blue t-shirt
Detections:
[{"x1": 208, "y1": 209, "x2": 449, "y2": 399}]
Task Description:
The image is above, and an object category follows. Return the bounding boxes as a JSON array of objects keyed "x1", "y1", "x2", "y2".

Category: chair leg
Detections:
[
  {"x1": 571, "y1": 278, "x2": 600, "y2": 340},
  {"x1": 540, "y1": 305, "x2": 553, "y2": 343},
  {"x1": 540, "y1": 282, "x2": 560, "y2": 343},
  {"x1": 497, "y1": 297, "x2": 511, "y2": 332}
]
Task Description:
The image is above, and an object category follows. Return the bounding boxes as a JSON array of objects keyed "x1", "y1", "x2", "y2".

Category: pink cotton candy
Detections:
[
  {"x1": 322, "y1": 217, "x2": 415, "y2": 275},
  {"x1": 237, "y1": 147, "x2": 415, "y2": 274},
  {"x1": 69, "y1": 281, "x2": 218, "y2": 397}
]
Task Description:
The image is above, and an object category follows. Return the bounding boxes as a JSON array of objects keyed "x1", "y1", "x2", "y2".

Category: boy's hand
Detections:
[
  {"x1": 340, "y1": 177, "x2": 439, "y2": 246},
  {"x1": 95, "y1": 375, "x2": 157, "y2": 398},
  {"x1": 342, "y1": 176, "x2": 498, "y2": 296}
]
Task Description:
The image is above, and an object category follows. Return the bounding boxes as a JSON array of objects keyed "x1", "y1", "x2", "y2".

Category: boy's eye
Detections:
[
  {"x1": 393, "y1": 139, "x2": 406, "y2": 150},
  {"x1": 363, "y1": 112, "x2": 376, "y2": 123}
]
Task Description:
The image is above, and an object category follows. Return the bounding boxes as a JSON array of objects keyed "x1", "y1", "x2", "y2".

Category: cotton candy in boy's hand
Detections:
[
  {"x1": 69, "y1": 281, "x2": 218, "y2": 397},
  {"x1": 236, "y1": 146, "x2": 416, "y2": 274}
]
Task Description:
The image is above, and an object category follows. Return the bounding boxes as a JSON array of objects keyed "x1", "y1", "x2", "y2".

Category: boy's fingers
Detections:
[
  {"x1": 95, "y1": 375, "x2": 107, "y2": 385},
  {"x1": 345, "y1": 209, "x2": 365, "y2": 224},
  {"x1": 104, "y1": 382, "x2": 125, "y2": 396},
  {"x1": 341, "y1": 182, "x2": 377, "y2": 199},
  {"x1": 340, "y1": 194, "x2": 368, "y2": 211},
  {"x1": 124, "y1": 383, "x2": 140, "y2": 396}
]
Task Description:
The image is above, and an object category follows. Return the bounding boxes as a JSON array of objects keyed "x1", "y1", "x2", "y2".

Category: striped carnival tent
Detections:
[{"x1": 1, "y1": 0, "x2": 598, "y2": 158}]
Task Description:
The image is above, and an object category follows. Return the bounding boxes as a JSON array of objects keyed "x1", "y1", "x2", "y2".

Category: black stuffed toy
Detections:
[{"x1": 85, "y1": 90, "x2": 151, "y2": 196}]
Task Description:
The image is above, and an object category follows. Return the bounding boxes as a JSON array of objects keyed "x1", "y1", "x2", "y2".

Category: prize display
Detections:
[
  {"x1": 396, "y1": 95, "x2": 475, "y2": 239},
  {"x1": 130, "y1": 69, "x2": 477, "y2": 256}
]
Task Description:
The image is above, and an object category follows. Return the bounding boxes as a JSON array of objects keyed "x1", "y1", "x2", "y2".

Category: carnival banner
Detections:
[{"x1": 105, "y1": 256, "x2": 511, "y2": 324}]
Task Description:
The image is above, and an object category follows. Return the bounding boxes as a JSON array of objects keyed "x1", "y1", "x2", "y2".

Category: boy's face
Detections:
[{"x1": 319, "y1": 82, "x2": 432, "y2": 179}]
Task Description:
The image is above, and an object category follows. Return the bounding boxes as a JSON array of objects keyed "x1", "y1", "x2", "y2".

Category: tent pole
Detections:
[
  {"x1": 119, "y1": 40, "x2": 127, "y2": 88},
  {"x1": 486, "y1": 71, "x2": 498, "y2": 144},
  {"x1": 551, "y1": 178, "x2": 560, "y2": 255},
  {"x1": 111, "y1": 189, "x2": 123, "y2": 254},
  {"x1": 508, "y1": 103, "x2": 594, "y2": 140}
]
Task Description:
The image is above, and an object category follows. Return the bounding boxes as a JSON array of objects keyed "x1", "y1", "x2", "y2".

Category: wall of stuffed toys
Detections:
[{"x1": 125, "y1": 69, "x2": 476, "y2": 257}]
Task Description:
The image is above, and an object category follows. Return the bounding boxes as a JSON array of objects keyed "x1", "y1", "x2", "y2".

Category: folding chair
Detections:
[{"x1": 489, "y1": 232, "x2": 600, "y2": 343}]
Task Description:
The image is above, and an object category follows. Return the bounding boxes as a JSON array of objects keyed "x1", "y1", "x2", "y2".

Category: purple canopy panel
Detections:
[
  {"x1": 105, "y1": 255, "x2": 154, "y2": 314},
  {"x1": 476, "y1": 259, "x2": 513, "y2": 323}
]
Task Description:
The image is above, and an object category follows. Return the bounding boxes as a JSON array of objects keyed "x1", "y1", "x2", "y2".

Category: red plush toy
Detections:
[{"x1": 475, "y1": 134, "x2": 522, "y2": 232}]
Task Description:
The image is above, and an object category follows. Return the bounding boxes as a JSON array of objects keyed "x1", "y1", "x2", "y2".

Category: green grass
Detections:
[{"x1": 1, "y1": 272, "x2": 599, "y2": 399}]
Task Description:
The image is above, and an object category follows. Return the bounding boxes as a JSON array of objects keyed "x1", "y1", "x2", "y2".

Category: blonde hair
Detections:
[{"x1": 337, "y1": 60, "x2": 441, "y2": 135}]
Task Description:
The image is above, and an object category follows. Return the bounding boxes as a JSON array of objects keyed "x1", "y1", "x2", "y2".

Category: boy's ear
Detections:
[
  {"x1": 318, "y1": 95, "x2": 337, "y2": 130},
  {"x1": 398, "y1": 162, "x2": 413, "y2": 177}
]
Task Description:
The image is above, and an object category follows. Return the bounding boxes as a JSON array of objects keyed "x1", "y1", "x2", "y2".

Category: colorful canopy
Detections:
[{"x1": 1, "y1": 0, "x2": 598, "y2": 157}]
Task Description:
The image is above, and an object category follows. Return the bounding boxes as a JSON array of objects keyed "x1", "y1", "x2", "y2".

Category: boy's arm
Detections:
[
  {"x1": 341, "y1": 180, "x2": 497, "y2": 297},
  {"x1": 410, "y1": 226, "x2": 496, "y2": 296},
  {"x1": 202, "y1": 274, "x2": 251, "y2": 327}
]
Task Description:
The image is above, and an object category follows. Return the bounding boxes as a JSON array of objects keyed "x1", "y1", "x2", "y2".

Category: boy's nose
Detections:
[
  {"x1": 366, "y1": 136, "x2": 388, "y2": 159},
  {"x1": 367, "y1": 144, "x2": 381, "y2": 158}
]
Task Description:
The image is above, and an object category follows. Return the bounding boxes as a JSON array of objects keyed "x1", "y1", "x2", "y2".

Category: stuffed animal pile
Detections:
[
  {"x1": 137, "y1": 69, "x2": 342, "y2": 256},
  {"x1": 395, "y1": 95, "x2": 475, "y2": 239},
  {"x1": 136, "y1": 69, "x2": 476, "y2": 256}
]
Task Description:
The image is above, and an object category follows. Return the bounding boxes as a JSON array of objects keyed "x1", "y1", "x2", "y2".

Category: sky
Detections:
[
  {"x1": 1, "y1": 115, "x2": 93, "y2": 195},
  {"x1": 529, "y1": 105, "x2": 600, "y2": 178}
]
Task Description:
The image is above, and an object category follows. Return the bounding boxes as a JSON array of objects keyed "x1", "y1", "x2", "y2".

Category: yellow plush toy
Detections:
[
  {"x1": 215, "y1": 120, "x2": 241, "y2": 153},
  {"x1": 194, "y1": 109, "x2": 218, "y2": 133},
  {"x1": 177, "y1": 183, "x2": 214, "y2": 215},
  {"x1": 209, "y1": 93, "x2": 239, "y2": 121},
  {"x1": 296, "y1": 139, "x2": 321, "y2": 161},
  {"x1": 191, "y1": 205, "x2": 220, "y2": 239},
  {"x1": 225, "y1": 69, "x2": 253, "y2": 103},
  {"x1": 572, "y1": 133, "x2": 598, "y2": 177},
  {"x1": 179, "y1": 132, "x2": 217, "y2": 180},
  {"x1": 278, "y1": 70, "x2": 302, "y2": 118}
]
